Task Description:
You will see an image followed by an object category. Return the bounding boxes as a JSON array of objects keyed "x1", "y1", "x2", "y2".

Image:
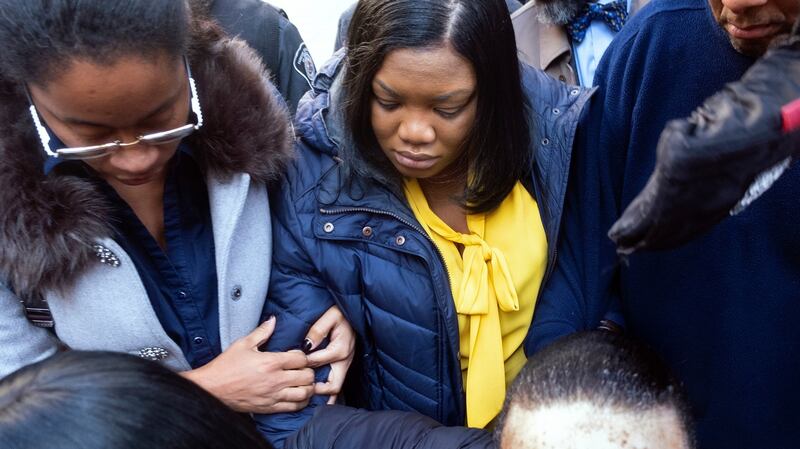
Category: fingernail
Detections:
[
  {"x1": 266, "y1": 315, "x2": 275, "y2": 322},
  {"x1": 303, "y1": 338, "x2": 314, "y2": 354}
]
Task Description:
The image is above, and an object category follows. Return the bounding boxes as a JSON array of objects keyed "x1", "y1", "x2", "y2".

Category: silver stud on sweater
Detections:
[{"x1": 93, "y1": 244, "x2": 121, "y2": 268}]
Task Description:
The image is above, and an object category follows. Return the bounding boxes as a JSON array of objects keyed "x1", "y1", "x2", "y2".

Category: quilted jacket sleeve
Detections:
[
  {"x1": 252, "y1": 179, "x2": 336, "y2": 448},
  {"x1": 284, "y1": 405, "x2": 494, "y2": 449}
]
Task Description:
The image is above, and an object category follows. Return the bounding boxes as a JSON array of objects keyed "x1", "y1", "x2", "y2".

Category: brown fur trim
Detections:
[{"x1": 0, "y1": 30, "x2": 293, "y2": 299}]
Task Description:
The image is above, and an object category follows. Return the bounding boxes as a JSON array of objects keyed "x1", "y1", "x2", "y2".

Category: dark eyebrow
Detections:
[
  {"x1": 375, "y1": 78, "x2": 474, "y2": 103},
  {"x1": 432, "y1": 89, "x2": 474, "y2": 103},
  {"x1": 374, "y1": 79, "x2": 400, "y2": 98},
  {"x1": 61, "y1": 86, "x2": 183, "y2": 128}
]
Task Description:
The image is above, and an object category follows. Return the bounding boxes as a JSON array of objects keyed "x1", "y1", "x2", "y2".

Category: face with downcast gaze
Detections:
[
  {"x1": 28, "y1": 53, "x2": 190, "y2": 187},
  {"x1": 370, "y1": 43, "x2": 478, "y2": 181}
]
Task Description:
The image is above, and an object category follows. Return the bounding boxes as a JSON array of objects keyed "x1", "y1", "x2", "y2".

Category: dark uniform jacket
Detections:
[{"x1": 209, "y1": 0, "x2": 316, "y2": 114}]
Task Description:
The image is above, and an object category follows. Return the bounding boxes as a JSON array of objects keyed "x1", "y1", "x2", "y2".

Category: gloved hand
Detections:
[{"x1": 609, "y1": 21, "x2": 800, "y2": 255}]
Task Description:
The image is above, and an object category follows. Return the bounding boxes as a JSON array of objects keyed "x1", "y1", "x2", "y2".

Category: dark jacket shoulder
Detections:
[
  {"x1": 208, "y1": 0, "x2": 315, "y2": 114},
  {"x1": 285, "y1": 406, "x2": 494, "y2": 449}
]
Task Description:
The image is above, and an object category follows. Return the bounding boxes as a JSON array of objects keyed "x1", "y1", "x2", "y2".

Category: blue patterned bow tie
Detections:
[{"x1": 567, "y1": 0, "x2": 629, "y2": 44}]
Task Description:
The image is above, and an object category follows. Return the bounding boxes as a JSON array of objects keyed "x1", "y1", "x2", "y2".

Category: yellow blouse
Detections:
[{"x1": 404, "y1": 179, "x2": 548, "y2": 428}]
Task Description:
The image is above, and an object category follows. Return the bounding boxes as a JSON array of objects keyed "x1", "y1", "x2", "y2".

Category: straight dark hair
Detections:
[
  {"x1": 0, "y1": 351, "x2": 273, "y2": 449},
  {"x1": 344, "y1": 0, "x2": 531, "y2": 213},
  {"x1": 0, "y1": 0, "x2": 189, "y2": 85}
]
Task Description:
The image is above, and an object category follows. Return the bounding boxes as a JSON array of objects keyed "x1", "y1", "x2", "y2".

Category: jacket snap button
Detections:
[
  {"x1": 570, "y1": 89, "x2": 580, "y2": 96},
  {"x1": 541, "y1": 138, "x2": 550, "y2": 146},
  {"x1": 323, "y1": 222, "x2": 335, "y2": 233},
  {"x1": 362, "y1": 226, "x2": 373, "y2": 237},
  {"x1": 231, "y1": 285, "x2": 243, "y2": 301},
  {"x1": 552, "y1": 108, "x2": 561, "y2": 115},
  {"x1": 395, "y1": 235, "x2": 406, "y2": 246}
]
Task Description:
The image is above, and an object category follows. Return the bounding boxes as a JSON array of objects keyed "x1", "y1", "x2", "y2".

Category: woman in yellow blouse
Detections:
[{"x1": 263, "y1": 0, "x2": 593, "y2": 434}]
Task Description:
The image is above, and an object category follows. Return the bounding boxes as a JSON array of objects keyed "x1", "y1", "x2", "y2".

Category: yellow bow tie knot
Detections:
[{"x1": 455, "y1": 238, "x2": 519, "y2": 314}]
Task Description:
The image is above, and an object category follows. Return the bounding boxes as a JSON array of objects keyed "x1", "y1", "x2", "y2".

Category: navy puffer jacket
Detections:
[{"x1": 259, "y1": 52, "x2": 593, "y2": 446}]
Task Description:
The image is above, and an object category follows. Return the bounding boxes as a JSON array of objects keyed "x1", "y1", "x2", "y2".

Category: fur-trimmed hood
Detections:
[{"x1": 0, "y1": 30, "x2": 293, "y2": 299}]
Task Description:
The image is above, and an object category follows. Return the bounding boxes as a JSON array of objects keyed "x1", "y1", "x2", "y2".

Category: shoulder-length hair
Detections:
[{"x1": 343, "y1": 0, "x2": 531, "y2": 213}]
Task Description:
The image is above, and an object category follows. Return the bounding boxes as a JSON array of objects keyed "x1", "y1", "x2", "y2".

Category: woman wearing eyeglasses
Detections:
[
  {"x1": 0, "y1": 1, "x2": 354, "y2": 444},
  {"x1": 262, "y1": 0, "x2": 596, "y2": 438}
]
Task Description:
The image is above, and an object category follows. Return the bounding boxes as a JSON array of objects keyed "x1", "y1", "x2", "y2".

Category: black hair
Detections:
[
  {"x1": 497, "y1": 331, "x2": 695, "y2": 447},
  {"x1": 343, "y1": 0, "x2": 531, "y2": 213},
  {"x1": 0, "y1": 0, "x2": 189, "y2": 84},
  {"x1": 0, "y1": 351, "x2": 273, "y2": 449}
]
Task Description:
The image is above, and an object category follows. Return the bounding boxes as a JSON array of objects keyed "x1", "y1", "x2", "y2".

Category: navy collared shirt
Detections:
[{"x1": 45, "y1": 133, "x2": 221, "y2": 369}]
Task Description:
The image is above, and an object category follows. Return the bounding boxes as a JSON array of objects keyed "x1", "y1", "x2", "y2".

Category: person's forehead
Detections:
[
  {"x1": 373, "y1": 45, "x2": 476, "y2": 96},
  {"x1": 30, "y1": 54, "x2": 184, "y2": 128},
  {"x1": 501, "y1": 402, "x2": 689, "y2": 449}
]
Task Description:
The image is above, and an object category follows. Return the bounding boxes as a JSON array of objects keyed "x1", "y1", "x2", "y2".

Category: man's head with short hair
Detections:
[
  {"x1": 709, "y1": 0, "x2": 799, "y2": 56},
  {"x1": 496, "y1": 331, "x2": 694, "y2": 449}
]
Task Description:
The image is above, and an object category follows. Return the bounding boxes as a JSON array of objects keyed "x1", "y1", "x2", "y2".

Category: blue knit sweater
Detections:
[{"x1": 531, "y1": 1, "x2": 800, "y2": 448}]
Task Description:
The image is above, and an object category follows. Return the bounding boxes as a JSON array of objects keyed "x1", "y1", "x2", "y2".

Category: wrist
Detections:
[{"x1": 181, "y1": 365, "x2": 214, "y2": 393}]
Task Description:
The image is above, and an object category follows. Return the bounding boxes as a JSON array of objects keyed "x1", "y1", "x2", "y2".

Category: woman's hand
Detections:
[
  {"x1": 182, "y1": 317, "x2": 315, "y2": 414},
  {"x1": 303, "y1": 306, "x2": 356, "y2": 404}
]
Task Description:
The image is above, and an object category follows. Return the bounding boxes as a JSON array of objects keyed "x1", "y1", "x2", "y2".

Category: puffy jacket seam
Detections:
[
  {"x1": 376, "y1": 361, "x2": 439, "y2": 408},
  {"x1": 313, "y1": 235, "x2": 432, "y2": 263},
  {"x1": 381, "y1": 381, "x2": 434, "y2": 411},
  {"x1": 271, "y1": 263, "x2": 328, "y2": 288},
  {"x1": 262, "y1": 297, "x2": 318, "y2": 328},
  {"x1": 361, "y1": 298, "x2": 438, "y2": 334},
  {"x1": 375, "y1": 346, "x2": 439, "y2": 383}
]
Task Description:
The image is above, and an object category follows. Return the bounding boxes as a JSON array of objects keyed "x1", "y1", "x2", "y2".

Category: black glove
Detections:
[{"x1": 608, "y1": 24, "x2": 800, "y2": 255}]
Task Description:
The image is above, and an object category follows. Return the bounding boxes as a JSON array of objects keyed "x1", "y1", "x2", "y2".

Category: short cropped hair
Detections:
[
  {"x1": 497, "y1": 331, "x2": 694, "y2": 447},
  {"x1": 0, "y1": 351, "x2": 272, "y2": 449},
  {"x1": 343, "y1": 0, "x2": 531, "y2": 213}
]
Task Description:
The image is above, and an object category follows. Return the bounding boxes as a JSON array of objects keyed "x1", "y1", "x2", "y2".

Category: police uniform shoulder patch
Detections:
[{"x1": 293, "y1": 43, "x2": 316, "y2": 89}]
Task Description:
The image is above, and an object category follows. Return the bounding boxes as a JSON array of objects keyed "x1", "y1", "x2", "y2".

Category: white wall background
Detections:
[{"x1": 267, "y1": 0, "x2": 356, "y2": 66}]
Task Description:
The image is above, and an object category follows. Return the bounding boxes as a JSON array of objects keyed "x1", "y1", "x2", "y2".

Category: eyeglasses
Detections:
[{"x1": 27, "y1": 57, "x2": 204, "y2": 161}]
